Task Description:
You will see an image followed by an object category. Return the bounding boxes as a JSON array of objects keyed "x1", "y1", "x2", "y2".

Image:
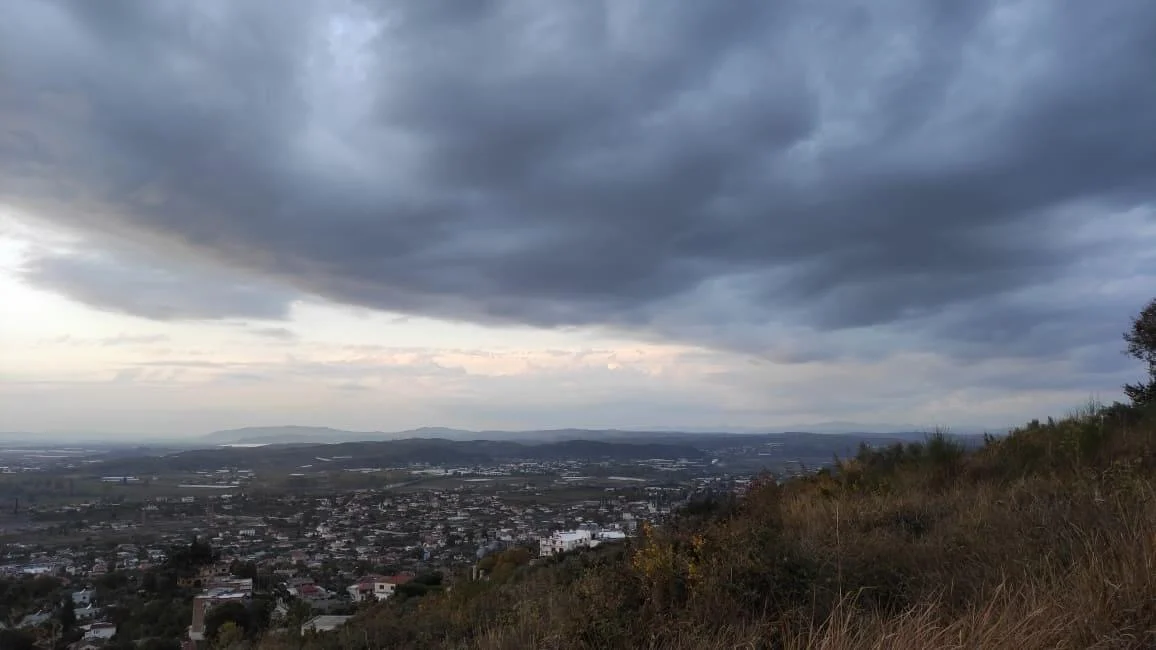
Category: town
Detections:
[{"x1": 0, "y1": 452, "x2": 764, "y2": 649}]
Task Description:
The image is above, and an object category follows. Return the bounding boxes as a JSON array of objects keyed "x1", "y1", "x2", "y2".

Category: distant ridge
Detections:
[
  {"x1": 199, "y1": 425, "x2": 981, "y2": 446},
  {"x1": 200, "y1": 425, "x2": 396, "y2": 444}
]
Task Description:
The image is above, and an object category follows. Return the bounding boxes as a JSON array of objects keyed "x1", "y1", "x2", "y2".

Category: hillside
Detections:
[{"x1": 257, "y1": 400, "x2": 1156, "y2": 649}]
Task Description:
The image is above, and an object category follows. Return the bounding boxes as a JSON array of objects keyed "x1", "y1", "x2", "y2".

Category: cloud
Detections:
[
  {"x1": 248, "y1": 326, "x2": 298, "y2": 341},
  {"x1": 1, "y1": 1, "x2": 1155, "y2": 368},
  {"x1": 41, "y1": 333, "x2": 170, "y2": 347},
  {"x1": 18, "y1": 248, "x2": 297, "y2": 320},
  {"x1": 3, "y1": 338, "x2": 1134, "y2": 434}
]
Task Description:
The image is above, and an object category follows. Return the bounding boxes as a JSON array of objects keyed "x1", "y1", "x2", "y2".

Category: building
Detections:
[
  {"x1": 346, "y1": 580, "x2": 376, "y2": 603},
  {"x1": 346, "y1": 574, "x2": 415, "y2": 602},
  {"x1": 291, "y1": 583, "x2": 328, "y2": 600},
  {"x1": 72, "y1": 588, "x2": 96, "y2": 606},
  {"x1": 539, "y1": 530, "x2": 593, "y2": 557},
  {"x1": 83, "y1": 623, "x2": 117, "y2": 640},
  {"x1": 187, "y1": 584, "x2": 252, "y2": 643},
  {"x1": 18, "y1": 611, "x2": 51, "y2": 628},
  {"x1": 301, "y1": 615, "x2": 352, "y2": 635},
  {"x1": 200, "y1": 562, "x2": 232, "y2": 581}
]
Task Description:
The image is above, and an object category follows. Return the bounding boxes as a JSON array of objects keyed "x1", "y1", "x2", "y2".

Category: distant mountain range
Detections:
[
  {"x1": 0, "y1": 421, "x2": 1000, "y2": 450},
  {"x1": 199, "y1": 424, "x2": 986, "y2": 446},
  {"x1": 202, "y1": 425, "x2": 708, "y2": 445}
]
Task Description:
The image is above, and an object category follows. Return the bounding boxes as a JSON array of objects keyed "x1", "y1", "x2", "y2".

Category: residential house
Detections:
[
  {"x1": 346, "y1": 580, "x2": 375, "y2": 603},
  {"x1": 72, "y1": 588, "x2": 96, "y2": 606},
  {"x1": 371, "y1": 574, "x2": 414, "y2": 601},
  {"x1": 19, "y1": 611, "x2": 52, "y2": 628},
  {"x1": 301, "y1": 615, "x2": 352, "y2": 635},
  {"x1": 345, "y1": 573, "x2": 410, "y2": 602},
  {"x1": 83, "y1": 622, "x2": 117, "y2": 640}
]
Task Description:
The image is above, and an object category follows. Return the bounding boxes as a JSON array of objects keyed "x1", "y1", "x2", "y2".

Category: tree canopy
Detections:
[{"x1": 1124, "y1": 297, "x2": 1156, "y2": 406}]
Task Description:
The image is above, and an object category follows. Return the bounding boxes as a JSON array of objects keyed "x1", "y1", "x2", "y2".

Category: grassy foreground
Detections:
[{"x1": 261, "y1": 402, "x2": 1156, "y2": 650}]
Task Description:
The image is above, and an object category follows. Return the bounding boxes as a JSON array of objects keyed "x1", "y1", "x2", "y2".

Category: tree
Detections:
[
  {"x1": 285, "y1": 600, "x2": 313, "y2": 629},
  {"x1": 58, "y1": 594, "x2": 76, "y2": 632},
  {"x1": 229, "y1": 560, "x2": 258, "y2": 581},
  {"x1": 204, "y1": 601, "x2": 250, "y2": 642},
  {"x1": 0, "y1": 629, "x2": 36, "y2": 650},
  {"x1": 141, "y1": 570, "x2": 159, "y2": 594},
  {"x1": 212, "y1": 621, "x2": 247, "y2": 650},
  {"x1": 1124, "y1": 297, "x2": 1156, "y2": 406}
]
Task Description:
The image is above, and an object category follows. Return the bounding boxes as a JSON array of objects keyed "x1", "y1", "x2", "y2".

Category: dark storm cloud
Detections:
[
  {"x1": 2, "y1": 1, "x2": 1155, "y2": 361},
  {"x1": 20, "y1": 250, "x2": 295, "y2": 321}
]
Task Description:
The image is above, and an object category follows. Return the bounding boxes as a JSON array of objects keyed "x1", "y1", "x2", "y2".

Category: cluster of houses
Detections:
[
  {"x1": 182, "y1": 562, "x2": 415, "y2": 646},
  {"x1": 0, "y1": 543, "x2": 170, "y2": 579},
  {"x1": 166, "y1": 482, "x2": 676, "y2": 572},
  {"x1": 0, "y1": 586, "x2": 118, "y2": 649}
]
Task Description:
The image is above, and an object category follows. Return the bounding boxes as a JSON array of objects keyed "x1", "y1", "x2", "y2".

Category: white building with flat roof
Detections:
[{"x1": 539, "y1": 529, "x2": 594, "y2": 557}]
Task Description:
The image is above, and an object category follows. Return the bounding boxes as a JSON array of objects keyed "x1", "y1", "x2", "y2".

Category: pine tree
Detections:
[
  {"x1": 59, "y1": 595, "x2": 76, "y2": 632},
  {"x1": 1124, "y1": 297, "x2": 1156, "y2": 406}
]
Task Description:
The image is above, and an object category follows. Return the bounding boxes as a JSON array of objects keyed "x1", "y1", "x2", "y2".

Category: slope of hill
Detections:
[{"x1": 257, "y1": 401, "x2": 1156, "y2": 650}]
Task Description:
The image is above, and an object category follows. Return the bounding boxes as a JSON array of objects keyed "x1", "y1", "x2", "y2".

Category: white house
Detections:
[
  {"x1": 72, "y1": 588, "x2": 96, "y2": 606},
  {"x1": 539, "y1": 530, "x2": 593, "y2": 557},
  {"x1": 83, "y1": 623, "x2": 117, "y2": 640},
  {"x1": 373, "y1": 576, "x2": 404, "y2": 601},
  {"x1": 18, "y1": 611, "x2": 51, "y2": 628},
  {"x1": 346, "y1": 574, "x2": 414, "y2": 602},
  {"x1": 347, "y1": 581, "x2": 372, "y2": 602}
]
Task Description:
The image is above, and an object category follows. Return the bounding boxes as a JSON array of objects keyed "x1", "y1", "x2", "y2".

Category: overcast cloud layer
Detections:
[{"x1": 2, "y1": 1, "x2": 1156, "y2": 373}]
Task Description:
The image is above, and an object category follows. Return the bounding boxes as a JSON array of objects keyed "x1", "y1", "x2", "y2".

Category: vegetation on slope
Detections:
[{"x1": 254, "y1": 299, "x2": 1156, "y2": 650}]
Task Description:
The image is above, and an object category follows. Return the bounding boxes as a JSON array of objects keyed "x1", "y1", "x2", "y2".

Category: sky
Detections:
[{"x1": 1, "y1": 1, "x2": 1155, "y2": 437}]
